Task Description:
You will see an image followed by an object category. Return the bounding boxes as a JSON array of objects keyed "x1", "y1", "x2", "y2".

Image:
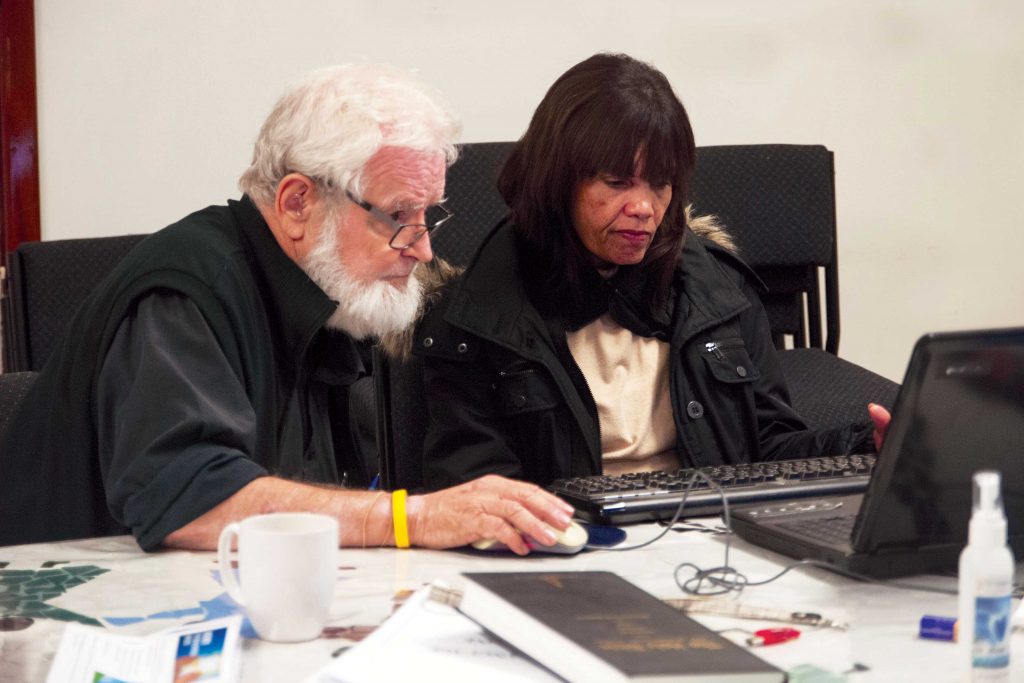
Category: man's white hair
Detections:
[{"x1": 239, "y1": 64, "x2": 460, "y2": 205}]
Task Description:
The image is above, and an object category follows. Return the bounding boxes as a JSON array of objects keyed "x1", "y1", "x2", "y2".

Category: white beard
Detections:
[{"x1": 300, "y1": 215, "x2": 424, "y2": 340}]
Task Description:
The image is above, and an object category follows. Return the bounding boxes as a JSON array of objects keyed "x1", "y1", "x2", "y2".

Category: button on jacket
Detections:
[{"x1": 415, "y1": 219, "x2": 874, "y2": 490}]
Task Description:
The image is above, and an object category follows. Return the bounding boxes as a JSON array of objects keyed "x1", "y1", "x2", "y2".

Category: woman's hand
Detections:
[{"x1": 867, "y1": 403, "x2": 892, "y2": 451}]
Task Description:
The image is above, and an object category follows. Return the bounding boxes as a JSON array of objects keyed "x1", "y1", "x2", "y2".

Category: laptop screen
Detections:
[{"x1": 854, "y1": 328, "x2": 1024, "y2": 554}]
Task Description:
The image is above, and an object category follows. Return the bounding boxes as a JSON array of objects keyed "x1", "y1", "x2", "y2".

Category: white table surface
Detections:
[{"x1": 1, "y1": 523, "x2": 1020, "y2": 682}]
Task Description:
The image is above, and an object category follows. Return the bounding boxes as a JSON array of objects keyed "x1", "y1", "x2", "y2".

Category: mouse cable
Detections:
[{"x1": 586, "y1": 469, "x2": 723, "y2": 553}]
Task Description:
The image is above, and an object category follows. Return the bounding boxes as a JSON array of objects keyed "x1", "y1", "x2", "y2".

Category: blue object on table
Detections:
[{"x1": 586, "y1": 524, "x2": 627, "y2": 547}]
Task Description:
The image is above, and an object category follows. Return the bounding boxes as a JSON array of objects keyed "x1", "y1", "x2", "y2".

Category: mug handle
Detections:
[{"x1": 217, "y1": 521, "x2": 246, "y2": 607}]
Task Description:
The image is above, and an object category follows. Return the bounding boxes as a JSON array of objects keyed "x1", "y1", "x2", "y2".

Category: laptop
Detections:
[{"x1": 730, "y1": 327, "x2": 1024, "y2": 579}]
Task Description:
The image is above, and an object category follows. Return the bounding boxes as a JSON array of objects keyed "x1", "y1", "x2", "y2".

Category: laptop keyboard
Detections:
[
  {"x1": 773, "y1": 514, "x2": 858, "y2": 545},
  {"x1": 549, "y1": 455, "x2": 876, "y2": 524}
]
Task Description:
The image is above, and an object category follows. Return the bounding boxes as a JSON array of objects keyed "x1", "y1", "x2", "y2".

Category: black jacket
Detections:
[
  {"x1": 0, "y1": 198, "x2": 367, "y2": 549},
  {"x1": 416, "y1": 220, "x2": 874, "y2": 489}
]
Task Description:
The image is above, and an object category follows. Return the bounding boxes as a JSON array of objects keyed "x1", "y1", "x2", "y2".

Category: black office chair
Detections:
[
  {"x1": 689, "y1": 145, "x2": 899, "y2": 428},
  {"x1": 432, "y1": 141, "x2": 514, "y2": 268},
  {"x1": 779, "y1": 348, "x2": 897, "y2": 431},
  {"x1": 3, "y1": 234, "x2": 149, "y2": 372},
  {"x1": 0, "y1": 371, "x2": 38, "y2": 441},
  {"x1": 691, "y1": 144, "x2": 838, "y2": 352},
  {"x1": 374, "y1": 349, "x2": 427, "y2": 491}
]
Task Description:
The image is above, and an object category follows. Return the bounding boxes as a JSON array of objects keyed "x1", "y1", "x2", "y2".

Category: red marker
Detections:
[{"x1": 747, "y1": 627, "x2": 801, "y2": 647}]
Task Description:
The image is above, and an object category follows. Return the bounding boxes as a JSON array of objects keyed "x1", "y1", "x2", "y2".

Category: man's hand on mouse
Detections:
[
  {"x1": 407, "y1": 475, "x2": 576, "y2": 555},
  {"x1": 473, "y1": 519, "x2": 588, "y2": 555}
]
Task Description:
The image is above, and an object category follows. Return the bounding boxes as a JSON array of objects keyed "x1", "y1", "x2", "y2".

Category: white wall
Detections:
[{"x1": 34, "y1": 0, "x2": 1024, "y2": 382}]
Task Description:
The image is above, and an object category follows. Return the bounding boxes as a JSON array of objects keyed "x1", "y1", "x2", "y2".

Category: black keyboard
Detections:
[{"x1": 548, "y1": 455, "x2": 877, "y2": 524}]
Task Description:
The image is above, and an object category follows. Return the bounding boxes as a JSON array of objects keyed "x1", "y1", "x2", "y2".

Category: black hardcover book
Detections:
[{"x1": 459, "y1": 571, "x2": 785, "y2": 683}]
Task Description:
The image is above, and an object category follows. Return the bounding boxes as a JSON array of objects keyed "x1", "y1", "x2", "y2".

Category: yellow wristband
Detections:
[{"x1": 392, "y1": 489, "x2": 410, "y2": 549}]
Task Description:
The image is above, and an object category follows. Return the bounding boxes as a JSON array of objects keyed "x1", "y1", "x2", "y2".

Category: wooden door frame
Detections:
[
  {"x1": 1, "y1": 0, "x2": 42, "y2": 269},
  {"x1": 1, "y1": 0, "x2": 39, "y2": 371}
]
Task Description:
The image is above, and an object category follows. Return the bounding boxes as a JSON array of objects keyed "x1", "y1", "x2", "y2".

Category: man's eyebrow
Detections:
[{"x1": 382, "y1": 194, "x2": 447, "y2": 213}]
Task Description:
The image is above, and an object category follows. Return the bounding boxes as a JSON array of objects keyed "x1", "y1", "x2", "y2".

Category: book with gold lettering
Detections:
[{"x1": 458, "y1": 571, "x2": 784, "y2": 683}]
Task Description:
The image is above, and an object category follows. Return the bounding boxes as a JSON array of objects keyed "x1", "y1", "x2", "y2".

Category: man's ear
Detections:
[{"x1": 274, "y1": 173, "x2": 319, "y2": 240}]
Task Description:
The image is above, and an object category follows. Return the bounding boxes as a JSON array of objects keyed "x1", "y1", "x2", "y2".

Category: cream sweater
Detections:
[{"x1": 566, "y1": 313, "x2": 679, "y2": 476}]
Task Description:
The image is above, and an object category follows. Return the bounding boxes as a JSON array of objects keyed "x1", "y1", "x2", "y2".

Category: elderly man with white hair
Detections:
[{"x1": 0, "y1": 64, "x2": 574, "y2": 555}]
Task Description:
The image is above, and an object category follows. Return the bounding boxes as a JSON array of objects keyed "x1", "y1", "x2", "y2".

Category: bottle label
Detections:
[{"x1": 972, "y1": 594, "x2": 1011, "y2": 669}]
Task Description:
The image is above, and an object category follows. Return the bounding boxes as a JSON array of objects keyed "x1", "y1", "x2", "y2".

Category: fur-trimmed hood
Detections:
[
  {"x1": 686, "y1": 205, "x2": 735, "y2": 252},
  {"x1": 377, "y1": 256, "x2": 459, "y2": 361},
  {"x1": 376, "y1": 206, "x2": 734, "y2": 360}
]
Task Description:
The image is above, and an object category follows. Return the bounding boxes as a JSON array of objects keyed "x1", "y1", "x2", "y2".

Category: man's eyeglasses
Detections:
[{"x1": 345, "y1": 190, "x2": 454, "y2": 250}]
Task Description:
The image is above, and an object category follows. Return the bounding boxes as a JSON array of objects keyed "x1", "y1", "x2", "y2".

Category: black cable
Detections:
[
  {"x1": 673, "y1": 475, "x2": 749, "y2": 596},
  {"x1": 674, "y1": 481, "x2": 960, "y2": 597},
  {"x1": 750, "y1": 560, "x2": 959, "y2": 596},
  {"x1": 586, "y1": 470, "x2": 719, "y2": 552}
]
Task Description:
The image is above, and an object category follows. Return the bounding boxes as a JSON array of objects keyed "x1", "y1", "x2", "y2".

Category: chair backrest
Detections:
[
  {"x1": 689, "y1": 144, "x2": 839, "y2": 352},
  {"x1": 0, "y1": 371, "x2": 38, "y2": 441},
  {"x1": 432, "y1": 141, "x2": 514, "y2": 268},
  {"x1": 3, "y1": 234, "x2": 149, "y2": 371},
  {"x1": 374, "y1": 349, "x2": 426, "y2": 490}
]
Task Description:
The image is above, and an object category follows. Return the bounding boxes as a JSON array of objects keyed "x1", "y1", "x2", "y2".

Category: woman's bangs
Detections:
[
  {"x1": 574, "y1": 112, "x2": 682, "y2": 186},
  {"x1": 639, "y1": 122, "x2": 684, "y2": 187},
  {"x1": 631, "y1": 103, "x2": 685, "y2": 186},
  {"x1": 566, "y1": 116, "x2": 636, "y2": 181}
]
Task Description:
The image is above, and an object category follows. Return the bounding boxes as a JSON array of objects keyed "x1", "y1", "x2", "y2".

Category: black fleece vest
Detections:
[{"x1": 0, "y1": 198, "x2": 338, "y2": 547}]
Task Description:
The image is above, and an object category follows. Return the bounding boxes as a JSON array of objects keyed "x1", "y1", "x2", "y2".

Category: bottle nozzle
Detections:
[
  {"x1": 973, "y1": 470, "x2": 1003, "y2": 514},
  {"x1": 969, "y1": 470, "x2": 1007, "y2": 546}
]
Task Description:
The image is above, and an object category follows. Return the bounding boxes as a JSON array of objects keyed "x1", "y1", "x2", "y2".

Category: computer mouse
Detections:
[{"x1": 471, "y1": 520, "x2": 589, "y2": 555}]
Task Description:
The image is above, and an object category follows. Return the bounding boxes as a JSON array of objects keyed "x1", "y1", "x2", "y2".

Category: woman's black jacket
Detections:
[{"x1": 413, "y1": 220, "x2": 874, "y2": 490}]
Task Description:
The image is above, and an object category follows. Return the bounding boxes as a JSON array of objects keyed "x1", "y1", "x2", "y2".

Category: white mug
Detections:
[{"x1": 217, "y1": 512, "x2": 339, "y2": 642}]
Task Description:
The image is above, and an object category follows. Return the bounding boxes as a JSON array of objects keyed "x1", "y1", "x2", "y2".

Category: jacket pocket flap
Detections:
[
  {"x1": 702, "y1": 342, "x2": 761, "y2": 384},
  {"x1": 496, "y1": 368, "x2": 559, "y2": 415}
]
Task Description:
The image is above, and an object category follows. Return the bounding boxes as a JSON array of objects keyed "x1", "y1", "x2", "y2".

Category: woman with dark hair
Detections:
[{"x1": 414, "y1": 53, "x2": 889, "y2": 489}]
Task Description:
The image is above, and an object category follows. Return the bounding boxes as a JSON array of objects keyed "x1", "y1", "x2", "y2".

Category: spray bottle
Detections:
[{"x1": 958, "y1": 470, "x2": 1014, "y2": 681}]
